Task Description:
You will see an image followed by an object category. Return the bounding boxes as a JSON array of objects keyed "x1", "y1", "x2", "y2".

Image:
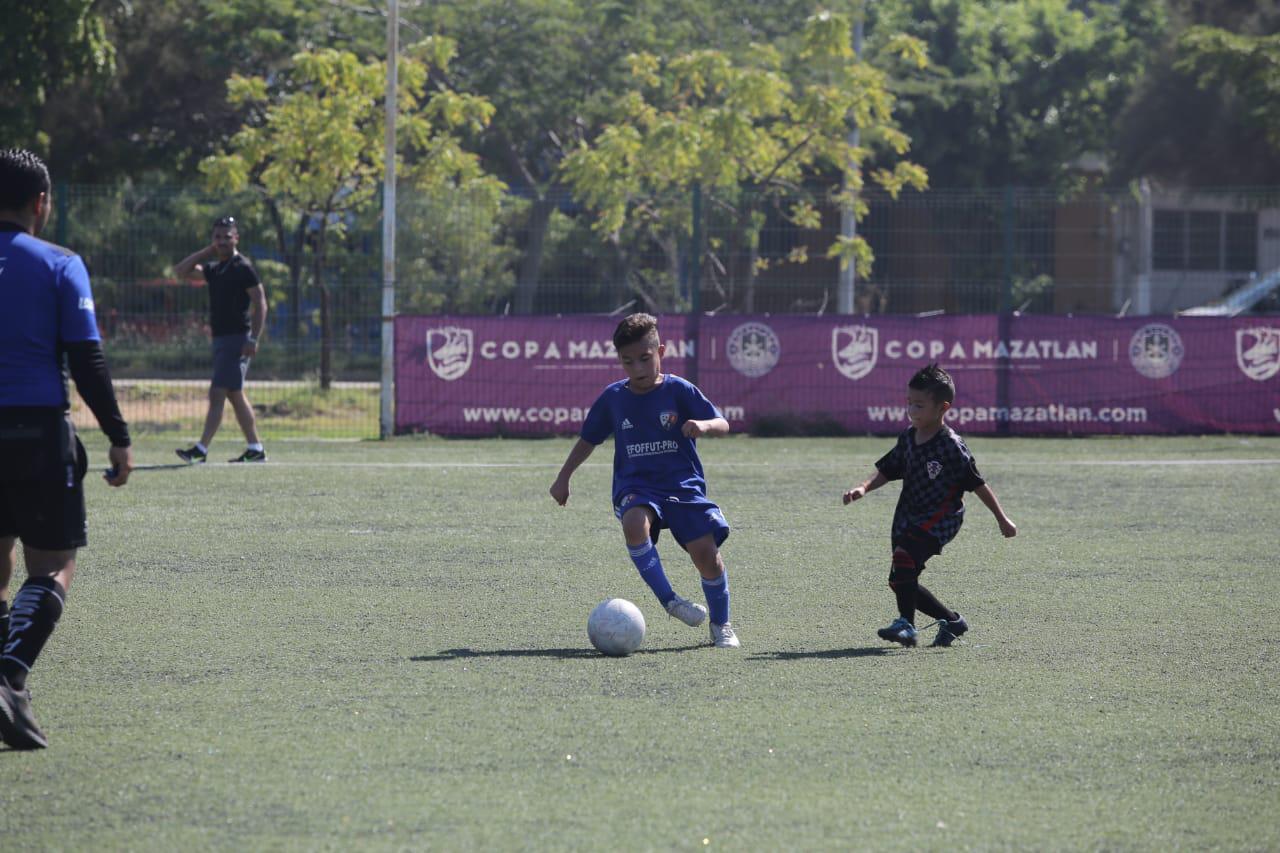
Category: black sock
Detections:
[
  {"x1": 889, "y1": 567, "x2": 919, "y2": 623},
  {"x1": 0, "y1": 599, "x2": 9, "y2": 651},
  {"x1": 0, "y1": 578, "x2": 66, "y2": 691},
  {"x1": 915, "y1": 584, "x2": 956, "y2": 622}
]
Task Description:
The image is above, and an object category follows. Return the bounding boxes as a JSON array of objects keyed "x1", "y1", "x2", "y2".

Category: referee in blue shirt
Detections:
[{"x1": 0, "y1": 148, "x2": 134, "y2": 749}]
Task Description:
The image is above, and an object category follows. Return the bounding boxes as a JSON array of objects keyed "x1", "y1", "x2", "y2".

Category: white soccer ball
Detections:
[{"x1": 587, "y1": 598, "x2": 646, "y2": 656}]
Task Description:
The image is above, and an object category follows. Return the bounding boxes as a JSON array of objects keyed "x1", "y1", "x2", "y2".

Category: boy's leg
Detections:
[
  {"x1": 0, "y1": 537, "x2": 14, "y2": 645},
  {"x1": 888, "y1": 547, "x2": 919, "y2": 623},
  {"x1": 686, "y1": 534, "x2": 730, "y2": 626},
  {"x1": 621, "y1": 505, "x2": 676, "y2": 607}
]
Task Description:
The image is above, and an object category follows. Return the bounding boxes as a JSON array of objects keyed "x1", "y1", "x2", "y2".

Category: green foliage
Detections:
[
  {"x1": 879, "y1": 0, "x2": 1164, "y2": 187},
  {"x1": 560, "y1": 11, "x2": 928, "y2": 308},
  {"x1": 0, "y1": 0, "x2": 115, "y2": 150},
  {"x1": 1176, "y1": 27, "x2": 1280, "y2": 150}
]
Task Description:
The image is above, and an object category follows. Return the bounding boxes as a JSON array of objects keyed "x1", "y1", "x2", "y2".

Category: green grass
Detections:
[{"x1": 3, "y1": 435, "x2": 1278, "y2": 849}]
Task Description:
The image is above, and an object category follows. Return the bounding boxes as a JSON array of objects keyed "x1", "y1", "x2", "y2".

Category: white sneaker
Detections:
[
  {"x1": 710, "y1": 622, "x2": 741, "y2": 649},
  {"x1": 664, "y1": 594, "x2": 708, "y2": 627}
]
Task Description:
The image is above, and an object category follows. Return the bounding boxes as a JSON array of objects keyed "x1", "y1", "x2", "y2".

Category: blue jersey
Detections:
[
  {"x1": 581, "y1": 374, "x2": 723, "y2": 504},
  {"x1": 0, "y1": 225, "x2": 101, "y2": 407}
]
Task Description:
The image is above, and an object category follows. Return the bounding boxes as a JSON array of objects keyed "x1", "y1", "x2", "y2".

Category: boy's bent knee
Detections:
[{"x1": 888, "y1": 548, "x2": 919, "y2": 591}]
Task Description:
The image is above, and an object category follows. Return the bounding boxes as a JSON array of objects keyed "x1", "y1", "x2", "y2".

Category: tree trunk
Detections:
[{"x1": 512, "y1": 195, "x2": 557, "y2": 314}]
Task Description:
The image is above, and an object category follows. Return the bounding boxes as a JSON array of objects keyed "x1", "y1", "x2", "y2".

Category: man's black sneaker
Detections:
[
  {"x1": 175, "y1": 445, "x2": 207, "y2": 464},
  {"x1": 0, "y1": 676, "x2": 48, "y2": 750},
  {"x1": 931, "y1": 614, "x2": 969, "y2": 647},
  {"x1": 229, "y1": 448, "x2": 267, "y2": 463}
]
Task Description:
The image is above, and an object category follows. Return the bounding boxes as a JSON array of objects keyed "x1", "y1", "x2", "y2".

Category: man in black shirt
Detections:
[
  {"x1": 174, "y1": 217, "x2": 268, "y2": 463},
  {"x1": 0, "y1": 148, "x2": 134, "y2": 749}
]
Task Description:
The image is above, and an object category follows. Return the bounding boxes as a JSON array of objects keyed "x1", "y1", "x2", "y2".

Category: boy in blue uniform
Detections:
[
  {"x1": 550, "y1": 313, "x2": 740, "y2": 648},
  {"x1": 843, "y1": 364, "x2": 1016, "y2": 648}
]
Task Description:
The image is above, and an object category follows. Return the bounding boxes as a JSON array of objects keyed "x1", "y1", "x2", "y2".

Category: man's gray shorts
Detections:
[{"x1": 212, "y1": 334, "x2": 251, "y2": 391}]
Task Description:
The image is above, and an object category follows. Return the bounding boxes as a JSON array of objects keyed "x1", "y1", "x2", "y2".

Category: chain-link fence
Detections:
[{"x1": 54, "y1": 181, "x2": 1280, "y2": 439}]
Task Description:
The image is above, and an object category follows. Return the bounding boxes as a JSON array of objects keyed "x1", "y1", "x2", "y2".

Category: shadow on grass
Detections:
[
  {"x1": 411, "y1": 644, "x2": 705, "y2": 662},
  {"x1": 748, "y1": 646, "x2": 896, "y2": 661}
]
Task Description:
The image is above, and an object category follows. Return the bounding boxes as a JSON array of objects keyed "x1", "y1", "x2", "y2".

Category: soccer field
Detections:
[{"x1": 3, "y1": 435, "x2": 1278, "y2": 849}]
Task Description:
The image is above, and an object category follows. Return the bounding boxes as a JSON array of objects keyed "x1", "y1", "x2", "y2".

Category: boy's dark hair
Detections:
[
  {"x1": 613, "y1": 313, "x2": 659, "y2": 349},
  {"x1": 0, "y1": 148, "x2": 51, "y2": 211},
  {"x1": 908, "y1": 363, "x2": 955, "y2": 404},
  {"x1": 213, "y1": 215, "x2": 238, "y2": 233}
]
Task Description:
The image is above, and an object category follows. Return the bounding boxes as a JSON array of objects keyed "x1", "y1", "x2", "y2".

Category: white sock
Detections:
[
  {"x1": 195, "y1": 442, "x2": 208, "y2": 454},
  {"x1": 248, "y1": 443, "x2": 264, "y2": 452}
]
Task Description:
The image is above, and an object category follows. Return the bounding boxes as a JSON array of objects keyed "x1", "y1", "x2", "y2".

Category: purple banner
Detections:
[{"x1": 395, "y1": 315, "x2": 1280, "y2": 436}]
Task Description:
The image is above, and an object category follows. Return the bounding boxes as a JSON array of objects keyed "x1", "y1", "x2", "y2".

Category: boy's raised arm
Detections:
[
  {"x1": 550, "y1": 438, "x2": 597, "y2": 506},
  {"x1": 973, "y1": 483, "x2": 1017, "y2": 537}
]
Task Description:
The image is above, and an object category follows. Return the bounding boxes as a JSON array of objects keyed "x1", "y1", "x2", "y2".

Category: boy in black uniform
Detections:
[
  {"x1": 0, "y1": 148, "x2": 134, "y2": 749},
  {"x1": 174, "y1": 216, "x2": 268, "y2": 463},
  {"x1": 843, "y1": 364, "x2": 1017, "y2": 647}
]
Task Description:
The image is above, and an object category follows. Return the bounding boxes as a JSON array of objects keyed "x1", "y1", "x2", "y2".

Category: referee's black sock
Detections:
[{"x1": 0, "y1": 578, "x2": 66, "y2": 691}]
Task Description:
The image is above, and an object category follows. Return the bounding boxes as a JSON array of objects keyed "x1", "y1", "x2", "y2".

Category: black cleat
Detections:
[
  {"x1": 931, "y1": 614, "x2": 969, "y2": 647},
  {"x1": 175, "y1": 445, "x2": 207, "y2": 464},
  {"x1": 877, "y1": 617, "x2": 918, "y2": 647},
  {"x1": 0, "y1": 676, "x2": 48, "y2": 750},
  {"x1": 229, "y1": 448, "x2": 267, "y2": 463}
]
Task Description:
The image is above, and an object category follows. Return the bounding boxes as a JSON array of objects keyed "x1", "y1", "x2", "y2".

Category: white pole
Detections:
[
  {"x1": 380, "y1": 0, "x2": 398, "y2": 439},
  {"x1": 837, "y1": 6, "x2": 865, "y2": 315}
]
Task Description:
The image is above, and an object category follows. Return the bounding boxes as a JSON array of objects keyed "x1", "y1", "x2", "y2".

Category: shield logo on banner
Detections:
[
  {"x1": 1237, "y1": 327, "x2": 1280, "y2": 382},
  {"x1": 426, "y1": 326, "x2": 474, "y2": 381},
  {"x1": 832, "y1": 325, "x2": 878, "y2": 381},
  {"x1": 726, "y1": 321, "x2": 781, "y2": 378},
  {"x1": 1128, "y1": 323, "x2": 1184, "y2": 379}
]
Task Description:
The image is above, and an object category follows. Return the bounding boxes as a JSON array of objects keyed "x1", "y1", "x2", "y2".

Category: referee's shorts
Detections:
[
  {"x1": 211, "y1": 333, "x2": 252, "y2": 391},
  {"x1": 0, "y1": 408, "x2": 89, "y2": 551}
]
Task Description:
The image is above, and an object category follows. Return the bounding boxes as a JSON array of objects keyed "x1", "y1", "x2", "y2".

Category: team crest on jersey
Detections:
[
  {"x1": 426, "y1": 326, "x2": 473, "y2": 381},
  {"x1": 832, "y1": 325, "x2": 878, "y2": 381},
  {"x1": 926, "y1": 460, "x2": 943, "y2": 480},
  {"x1": 1236, "y1": 327, "x2": 1280, "y2": 381},
  {"x1": 1128, "y1": 323, "x2": 1184, "y2": 379},
  {"x1": 659, "y1": 411, "x2": 679, "y2": 430},
  {"x1": 726, "y1": 321, "x2": 781, "y2": 378}
]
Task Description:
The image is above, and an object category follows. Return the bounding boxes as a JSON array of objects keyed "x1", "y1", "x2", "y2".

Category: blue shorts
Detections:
[
  {"x1": 614, "y1": 491, "x2": 730, "y2": 550},
  {"x1": 212, "y1": 334, "x2": 251, "y2": 391}
]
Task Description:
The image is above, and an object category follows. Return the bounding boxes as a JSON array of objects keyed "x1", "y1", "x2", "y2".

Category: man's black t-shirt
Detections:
[{"x1": 204, "y1": 253, "x2": 261, "y2": 336}]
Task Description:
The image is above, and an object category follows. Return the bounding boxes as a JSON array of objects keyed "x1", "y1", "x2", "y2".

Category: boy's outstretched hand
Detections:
[
  {"x1": 842, "y1": 485, "x2": 867, "y2": 505},
  {"x1": 998, "y1": 517, "x2": 1018, "y2": 538},
  {"x1": 549, "y1": 478, "x2": 570, "y2": 506}
]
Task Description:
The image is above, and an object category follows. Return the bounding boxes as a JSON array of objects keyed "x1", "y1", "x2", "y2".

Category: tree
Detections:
[
  {"x1": 876, "y1": 0, "x2": 1163, "y2": 188},
  {"x1": 411, "y1": 0, "x2": 832, "y2": 313},
  {"x1": 559, "y1": 11, "x2": 928, "y2": 312},
  {"x1": 200, "y1": 41, "x2": 502, "y2": 387},
  {"x1": 1, "y1": 0, "x2": 115, "y2": 151},
  {"x1": 35, "y1": 0, "x2": 386, "y2": 183},
  {"x1": 1111, "y1": 2, "x2": 1280, "y2": 185}
]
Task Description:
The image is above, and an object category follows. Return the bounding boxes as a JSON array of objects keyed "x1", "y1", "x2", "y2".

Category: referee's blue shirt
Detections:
[{"x1": 0, "y1": 226, "x2": 100, "y2": 407}]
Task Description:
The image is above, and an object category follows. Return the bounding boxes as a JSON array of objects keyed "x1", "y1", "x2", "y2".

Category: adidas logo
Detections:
[{"x1": 621, "y1": 418, "x2": 634, "y2": 429}]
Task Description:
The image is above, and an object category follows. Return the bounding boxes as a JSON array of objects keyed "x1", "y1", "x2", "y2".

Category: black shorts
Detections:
[
  {"x1": 0, "y1": 409, "x2": 89, "y2": 551},
  {"x1": 892, "y1": 526, "x2": 942, "y2": 570}
]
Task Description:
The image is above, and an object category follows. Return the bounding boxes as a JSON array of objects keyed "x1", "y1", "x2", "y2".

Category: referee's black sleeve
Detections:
[{"x1": 64, "y1": 340, "x2": 131, "y2": 447}]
